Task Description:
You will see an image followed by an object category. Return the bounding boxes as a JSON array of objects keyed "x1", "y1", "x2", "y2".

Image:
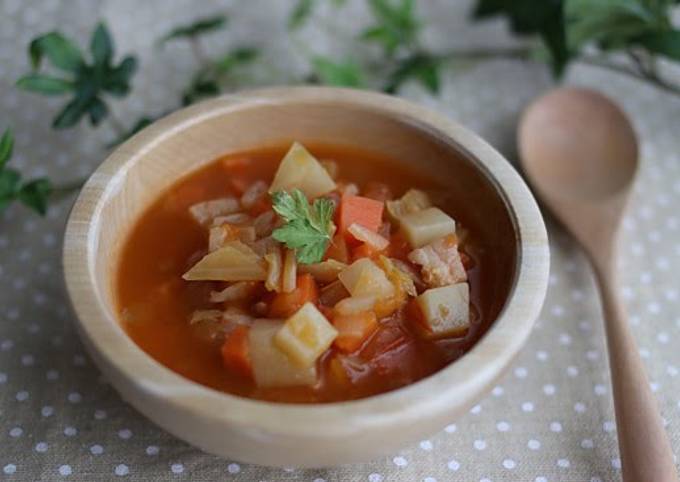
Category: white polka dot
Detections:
[
  {"x1": 419, "y1": 440, "x2": 433, "y2": 450},
  {"x1": 313, "y1": 479, "x2": 326, "y2": 482},
  {"x1": 522, "y1": 402, "x2": 534, "y2": 412},
  {"x1": 603, "y1": 421, "x2": 616, "y2": 432},
  {"x1": 514, "y1": 367, "x2": 528, "y2": 378},
  {"x1": 473, "y1": 439, "x2": 486, "y2": 450},
  {"x1": 94, "y1": 409, "x2": 107, "y2": 420},
  {"x1": 0, "y1": 339, "x2": 14, "y2": 351},
  {"x1": 423, "y1": 478, "x2": 437, "y2": 482},
  {"x1": 35, "y1": 442, "x2": 48, "y2": 453},
  {"x1": 64, "y1": 426, "x2": 77, "y2": 437},
  {"x1": 90, "y1": 445, "x2": 104, "y2": 455},
  {"x1": 581, "y1": 439, "x2": 594, "y2": 449},
  {"x1": 574, "y1": 402, "x2": 586, "y2": 413},
  {"x1": 651, "y1": 381, "x2": 660, "y2": 392},
  {"x1": 146, "y1": 446, "x2": 159, "y2": 456},
  {"x1": 444, "y1": 423, "x2": 457, "y2": 433},
  {"x1": 368, "y1": 474, "x2": 383, "y2": 482},
  {"x1": 657, "y1": 332, "x2": 669, "y2": 344},
  {"x1": 590, "y1": 478, "x2": 602, "y2": 482},
  {"x1": 558, "y1": 333, "x2": 571, "y2": 345},
  {"x1": 21, "y1": 354, "x2": 34, "y2": 366},
  {"x1": 586, "y1": 350, "x2": 599, "y2": 361},
  {"x1": 0, "y1": 372, "x2": 7, "y2": 383},
  {"x1": 612, "y1": 458, "x2": 622, "y2": 470},
  {"x1": 470, "y1": 404, "x2": 482, "y2": 414},
  {"x1": 496, "y1": 421, "x2": 510, "y2": 432},
  {"x1": 118, "y1": 429, "x2": 132, "y2": 440},
  {"x1": 567, "y1": 366, "x2": 579, "y2": 377},
  {"x1": 59, "y1": 465, "x2": 72, "y2": 476},
  {"x1": 557, "y1": 458, "x2": 570, "y2": 468},
  {"x1": 9, "y1": 427, "x2": 23, "y2": 437},
  {"x1": 447, "y1": 460, "x2": 460, "y2": 471},
  {"x1": 502, "y1": 459, "x2": 516, "y2": 469},
  {"x1": 114, "y1": 464, "x2": 129, "y2": 476},
  {"x1": 492, "y1": 386, "x2": 504, "y2": 397},
  {"x1": 536, "y1": 351, "x2": 548, "y2": 361},
  {"x1": 42, "y1": 405, "x2": 54, "y2": 417},
  {"x1": 67, "y1": 392, "x2": 82, "y2": 403},
  {"x1": 4, "y1": 464, "x2": 17, "y2": 474},
  {"x1": 543, "y1": 384, "x2": 556, "y2": 396},
  {"x1": 392, "y1": 456, "x2": 408, "y2": 467},
  {"x1": 550, "y1": 422, "x2": 562, "y2": 432},
  {"x1": 15, "y1": 390, "x2": 28, "y2": 401},
  {"x1": 594, "y1": 384, "x2": 607, "y2": 395},
  {"x1": 667, "y1": 366, "x2": 678, "y2": 377},
  {"x1": 528, "y1": 439, "x2": 540, "y2": 450},
  {"x1": 171, "y1": 464, "x2": 184, "y2": 474},
  {"x1": 46, "y1": 370, "x2": 59, "y2": 380}
]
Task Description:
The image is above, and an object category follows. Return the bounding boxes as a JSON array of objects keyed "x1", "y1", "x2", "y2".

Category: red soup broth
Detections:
[{"x1": 116, "y1": 143, "x2": 515, "y2": 403}]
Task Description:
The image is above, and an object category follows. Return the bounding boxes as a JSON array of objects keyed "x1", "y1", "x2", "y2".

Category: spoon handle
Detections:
[{"x1": 593, "y1": 260, "x2": 678, "y2": 482}]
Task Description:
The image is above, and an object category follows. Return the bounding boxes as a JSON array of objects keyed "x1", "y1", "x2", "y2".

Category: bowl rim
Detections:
[{"x1": 63, "y1": 86, "x2": 549, "y2": 439}]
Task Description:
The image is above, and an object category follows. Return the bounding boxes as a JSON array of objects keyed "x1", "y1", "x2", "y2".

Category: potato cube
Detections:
[
  {"x1": 249, "y1": 319, "x2": 318, "y2": 388},
  {"x1": 269, "y1": 142, "x2": 337, "y2": 198},
  {"x1": 399, "y1": 207, "x2": 456, "y2": 248},
  {"x1": 274, "y1": 303, "x2": 338, "y2": 368},
  {"x1": 338, "y1": 258, "x2": 395, "y2": 299},
  {"x1": 416, "y1": 283, "x2": 470, "y2": 338},
  {"x1": 386, "y1": 189, "x2": 431, "y2": 222}
]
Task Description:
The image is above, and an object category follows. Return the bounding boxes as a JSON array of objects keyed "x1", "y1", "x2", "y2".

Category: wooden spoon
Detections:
[{"x1": 519, "y1": 87, "x2": 678, "y2": 482}]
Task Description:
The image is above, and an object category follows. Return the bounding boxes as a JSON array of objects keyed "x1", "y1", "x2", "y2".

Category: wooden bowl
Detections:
[{"x1": 63, "y1": 87, "x2": 549, "y2": 468}]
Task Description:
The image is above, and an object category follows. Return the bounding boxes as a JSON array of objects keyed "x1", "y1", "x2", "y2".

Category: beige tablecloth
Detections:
[{"x1": 1, "y1": 1, "x2": 679, "y2": 480}]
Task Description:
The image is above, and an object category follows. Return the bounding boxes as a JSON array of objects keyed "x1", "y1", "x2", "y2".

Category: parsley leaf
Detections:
[{"x1": 271, "y1": 189, "x2": 335, "y2": 264}]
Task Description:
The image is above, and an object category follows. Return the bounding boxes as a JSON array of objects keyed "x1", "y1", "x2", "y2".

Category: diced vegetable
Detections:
[
  {"x1": 319, "y1": 280, "x2": 350, "y2": 306},
  {"x1": 251, "y1": 236, "x2": 278, "y2": 257},
  {"x1": 415, "y1": 283, "x2": 470, "y2": 338},
  {"x1": 183, "y1": 241, "x2": 267, "y2": 281},
  {"x1": 208, "y1": 224, "x2": 256, "y2": 252},
  {"x1": 211, "y1": 213, "x2": 252, "y2": 226},
  {"x1": 268, "y1": 273, "x2": 319, "y2": 318},
  {"x1": 333, "y1": 311, "x2": 378, "y2": 353},
  {"x1": 274, "y1": 302, "x2": 338, "y2": 367},
  {"x1": 249, "y1": 319, "x2": 318, "y2": 387},
  {"x1": 298, "y1": 259, "x2": 347, "y2": 283},
  {"x1": 325, "y1": 233, "x2": 349, "y2": 263},
  {"x1": 210, "y1": 281, "x2": 258, "y2": 303},
  {"x1": 351, "y1": 243, "x2": 380, "y2": 261},
  {"x1": 334, "y1": 294, "x2": 376, "y2": 315},
  {"x1": 377, "y1": 255, "x2": 416, "y2": 297},
  {"x1": 264, "y1": 246, "x2": 282, "y2": 292},
  {"x1": 408, "y1": 234, "x2": 467, "y2": 287},
  {"x1": 386, "y1": 189, "x2": 431, "y2": 222},
  {"x1": 189, "y1": 197, "x2": 240, "y2": 226},
  {"x1": 348, "y1": 223, "x2": 390, "y2": 250},
  {"x1": 363, "y1": 182, "x2": 393, "y2": 202},
  {"x1": 282, "y1": 249, "x2": 297, "y2": 293},
  {"x1": 269, "y1": 142, "x2": 337, "y2": 198},
  {"x1": 222, "y1": 306, "x2": 254, "y2": 325},
  {"x1": 399, "y1": 207, "x2": 456, "y2": 248},
  {"x1": 320, "y1": 159, "x2": 339, "y2": 180},
  {"x1": 189, "y1": 310, "x2": 223, "y2": 324},
  {"x1": 253, "y1": 210, "x2": 277, "y2": 237},
  {"x1": 338, "y1": 258, "x2": 395, "y2": 299},
  {"x1": 338, "y1": 195, "x2": 384, "y2": 235},
  {"x1": 221, "y1": 325, "x2": 253, "y2": 379},
  {"x1": 240, "y1": 180, "x2": 268, "y2": 209}
]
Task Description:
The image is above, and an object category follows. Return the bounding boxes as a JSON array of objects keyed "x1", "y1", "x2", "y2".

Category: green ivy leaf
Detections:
[
  {"x1": 289, "y1": 0, "x2": 315, "y2": 30},
  {"x1": 52, "y1": 94, "x2": 91, "y2": 129},
  {"x1": 16, "y1": 74, "x2": 74, "y2": 95},
  {"x1": 639, "y1": 30, "x2": 680, "y2": 60},
  {"x1": 0, "y1": 168, "x2": 21, "y2": 210},
  {"x1": 90, "y1": 22, "x2": 114, "y2": 66},
  {"x1": 0, "y1": 128, "x2": 14, "y2": 170},
  {"x1": 29, "y1": 32, "x2": 84, "y2": 72},
  {"x1": 160, "y1": 15, "x2": 227, "y2": 43},
  {"x1": 361, "y1": 0, "x2": 419, "y2": 56},
  {"x1": 473, "y1": 0, "x2": 570, "y2": 77},
  {"x1": 181, "y1": 78, "x2": 220, "y2": 106},
  {"x1": 311, "y1": 57, "x2": 364, "y2": 87},
  {"x1": 87, "y1": 97, "x2": 108, "y2": 126},
  {"x1": 104, "y1": 56, "x2": 138, "y2": 96},
  {"x1": 214, "y1": 47, "x2": 259, "y2": 73},
  {"x1": 18, "y1": 178, "x2": 52, "y2": 215},
  {"x1": 384, "y1": 54, "x2": 440, "y2": 94}
]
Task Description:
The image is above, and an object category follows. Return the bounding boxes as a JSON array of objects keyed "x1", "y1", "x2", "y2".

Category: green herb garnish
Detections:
[{"x1": 271, "y1": 189, "x2": 335, "y2": 264}]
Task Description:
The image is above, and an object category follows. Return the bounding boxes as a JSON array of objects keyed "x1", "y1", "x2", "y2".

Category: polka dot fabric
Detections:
[{"x1": 1, "y1": 0, "x2": 679, "y2": 480}]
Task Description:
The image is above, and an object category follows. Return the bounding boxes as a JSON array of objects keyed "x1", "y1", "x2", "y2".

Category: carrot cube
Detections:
[
  {"x1": 332, "y1": 311, "x2": 378, "y2": 353},
  {"x1": 338, "y1": 195, "x2": 384, "y2": 235},
  {"x1": 220, "y1": 325, "x2": 253, "y2": 379}
]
